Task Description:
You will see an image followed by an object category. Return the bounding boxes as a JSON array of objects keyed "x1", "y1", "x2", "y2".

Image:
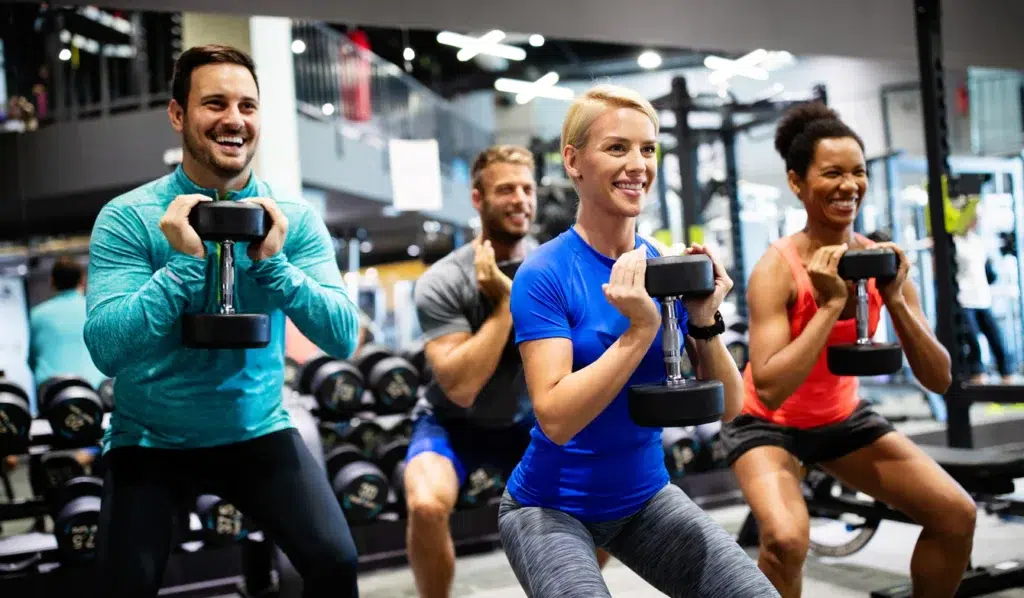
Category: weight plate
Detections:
[
  {"x1": 662, "y1": 427, "x2": 701, "y2": 478},
  {"x1": 837, "y1": 248, "x2": 898, "y2": 281},
  {"x1": 367, "y1": 357, "x2": 419, "y2": 413},
  {"x1": 196, "y1": 495, "x2": 248, "y2": 545},
  {"x1": 54, "y1": 495, "x2": 101, "y2": 566},
  {"x1": 0, "y1": 386, "x2": 32, "y2": 455},
  {"x1": 181, "y1": 313, "x2": 271, "y2": 349},
  {"x1": 645, "y1": 255, "x2": 715, "y2": 299},
  {"x1": 188, "y1": 201, "x2": 270, "y2": 242},
  {"x1": 331, "y1": 461, "x2": 388, "y2": 522},
  {"x1": 629, "y1": 379, "x2": 725, "y2": 427},
  {"x1": 314, "y1": 362, "x2": 366, "y2": 419},
  {"x1": 827, "y1": 343, "x2": 904, "y2": 376},
  {"x1": 46, "y1": 386, "x2": 104, "y2": 445},
  {"x1": 458, "y1": 464, "x2": 505, "y2": 508}
]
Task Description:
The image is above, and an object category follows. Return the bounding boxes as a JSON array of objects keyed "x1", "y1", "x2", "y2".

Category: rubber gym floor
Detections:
[{"x1": 3, "y1": 406, "x2": 1022, "y2": 597}]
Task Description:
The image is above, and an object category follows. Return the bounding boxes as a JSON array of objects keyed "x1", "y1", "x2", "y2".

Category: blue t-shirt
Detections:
[{"x1": 506, "y1": 228, "x2": 688, "y2": 522}]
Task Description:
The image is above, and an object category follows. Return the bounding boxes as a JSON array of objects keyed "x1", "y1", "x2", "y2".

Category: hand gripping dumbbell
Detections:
[
  {"x1": 181, "y1": 201, "x2": 272, "y2": 349},
  {"x1": 826, "y1": 248, "x2": 904, "y2": 376},
  {"x1": 628, "y1": 254, "x2": 725, "y2": 428}
]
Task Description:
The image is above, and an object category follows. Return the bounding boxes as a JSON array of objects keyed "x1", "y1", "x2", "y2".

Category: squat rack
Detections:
[
  {"x1": 651, "y1": 78, "x2": 827, "y2": 318},
  {"x1": 916, "y1": 0, "x2": 1024, "y2": 448}
]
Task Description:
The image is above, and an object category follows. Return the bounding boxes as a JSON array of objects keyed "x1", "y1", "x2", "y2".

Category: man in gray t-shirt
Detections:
[{"x1": 402, "y1": 145, "x2": 545, "y2": 597}]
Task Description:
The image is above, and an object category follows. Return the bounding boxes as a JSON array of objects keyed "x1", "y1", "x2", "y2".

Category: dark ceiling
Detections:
[{"x1": 326, "y1": 24, "x2": 719, "y2": 98}]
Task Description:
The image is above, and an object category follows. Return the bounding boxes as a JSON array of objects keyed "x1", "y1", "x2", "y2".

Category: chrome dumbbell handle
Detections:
[
  {"x1": 855, "y1": 280, "x2": 869, "y2": 345},
  {"x1": 218, "y1": 241, "x2": 236, "y2": 315},
  {"x1": 661, "y1": 297, "x2": 684, "y2": 384}
]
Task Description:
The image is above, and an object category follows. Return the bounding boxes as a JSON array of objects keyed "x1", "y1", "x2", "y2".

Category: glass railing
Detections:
[{"x1": 291, "y1": 21, "x2": 494, "y2": 180}]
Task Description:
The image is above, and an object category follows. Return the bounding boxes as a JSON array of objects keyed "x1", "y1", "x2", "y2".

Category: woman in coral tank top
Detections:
[{"x1": 719, "y1": 103, "x2": 976, "y2": 598}]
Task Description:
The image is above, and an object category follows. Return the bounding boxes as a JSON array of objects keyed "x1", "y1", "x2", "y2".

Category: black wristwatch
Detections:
[{"x1": 688, "y1": 311, "x2": 725, "y2": 340}]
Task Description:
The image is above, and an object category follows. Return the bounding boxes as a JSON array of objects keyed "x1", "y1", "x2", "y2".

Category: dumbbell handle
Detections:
[
  {"x1": 855, "y1": 281, "x2": 868, "y2": 344},
  {"x1": 218, "y1": 241, "x2": 236, "y2": 315},
  {"x1": 660, "y1": 298, "x2": 684, "y2": 384}
]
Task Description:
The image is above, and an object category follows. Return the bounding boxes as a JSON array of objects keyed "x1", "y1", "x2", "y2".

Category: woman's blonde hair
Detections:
[{"x1": 561, "y1": 83, "x2": 659, "y2": 152}]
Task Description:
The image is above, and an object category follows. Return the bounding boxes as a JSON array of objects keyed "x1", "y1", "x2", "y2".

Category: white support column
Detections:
[{"x1": 180, "y1": 13, "x2": 303, "y2": 200}]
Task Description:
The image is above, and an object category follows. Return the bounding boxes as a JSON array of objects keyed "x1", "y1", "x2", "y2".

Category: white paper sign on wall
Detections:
[{"x1": 388, "y1": 139, "x2": 443, "y2": 212}]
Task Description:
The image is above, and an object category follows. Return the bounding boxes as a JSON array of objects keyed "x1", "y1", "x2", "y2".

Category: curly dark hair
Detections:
[{"x1": 774, "y1": 102, "x2": 864, "y2": 178}]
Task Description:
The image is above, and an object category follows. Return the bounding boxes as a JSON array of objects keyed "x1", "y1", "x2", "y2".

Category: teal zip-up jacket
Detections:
[{"x1": 85, "y1": 166, "x2": 360, "y2": 451}]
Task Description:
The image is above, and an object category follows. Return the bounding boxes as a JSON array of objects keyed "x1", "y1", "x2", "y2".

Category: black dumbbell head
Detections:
[
  {"x1": 629, "y1": 379, "x2": 725, "y2": 427},
  {"x1": 53, "y1": 476, "x2": 102, "y2": 566},
  {"x1": 311, "y1": 361, "x2": 366, "y2": 420},
  {"x1": 662, "y1": 427, "x2": 701, "y2": 478},
  {"x1": 351, "y1": 344, "x2": 395, "y2": 378},
  {"x1": 181, "y1": 313, "x2": 271, "y2": 349},
  {"x1": 195, "y1": 494, "x2": 247, "y2": 545},
  {"x1": 374, "y1": 438, "x2": 409, "y2": 487},
  {"x1": 188, "y1": 200, "x2": 270, "y2": 242},
  {"x1": 837, "y1": 248, "x2": 898, "y2": 281},
  {"x1": 0, "y1": 380, "x2": 32, "y2": 455},
  {"x1": 827, "y1": 342, "x2": 903, "y2": 376},
  {"x1": 296, "y1": 354, "x2": 336, "y2": 395},
  {"x1": 325, "y1": 444, "x2": 389, "y2": 522},
  {"x1": 645, "y1": 254, "x2": 715, "y2": 299},
  {"x1": 39, "y1": 376, "x2": 104, "y2": 446},
  {"x1": 366, "y1": 356, "x2": 419, "y2": 413},
  {"x1": 458, "y1": 464, "x2": 505, "y2": 508},
  {"x1": 38, "y1": 453, "x2": 88, "y2": 499}
]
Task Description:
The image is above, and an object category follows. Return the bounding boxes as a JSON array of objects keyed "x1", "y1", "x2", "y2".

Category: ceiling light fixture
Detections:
[
  {"x1": 494, "y1": 72, "x2": 574, "y2": 104},
  {"x1": 529, "y1": 34, "x2": 545, "y2": 47},
  {"x1": 637, "y1": 50, "x2": 662, "y2": 69},
  {"x1": 436, "y1": 30, "x2": 526, "y2": 61},
  {"x1": 403, "y1": 47, "x2": 415, "y2": 61}
]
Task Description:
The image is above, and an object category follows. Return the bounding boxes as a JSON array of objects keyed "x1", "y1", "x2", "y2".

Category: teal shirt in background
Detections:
[
  {"x1": 85, "y1": 166, "x2": 361, "y2": 452},
  {"x1": 29, "y1": 289, "x2": 106, "y2": 414}
]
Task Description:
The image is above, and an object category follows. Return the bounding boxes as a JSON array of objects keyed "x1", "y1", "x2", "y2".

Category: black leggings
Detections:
[
  {"x1": 93, "y1": 428, "x2": 359, "y2": 597},
  {"x1": 963, "y1": 307, "x2": 1011, "y2": 376}
]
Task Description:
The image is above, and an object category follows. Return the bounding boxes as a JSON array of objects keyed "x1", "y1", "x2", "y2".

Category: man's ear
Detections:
[{"x1": 168, "y1": 99, "x2": 185, "y2": 133}]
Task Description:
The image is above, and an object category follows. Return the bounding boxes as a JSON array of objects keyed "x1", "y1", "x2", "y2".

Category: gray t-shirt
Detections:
[{"x1": 413, "y1": 241, "x2": 534, "y2": 428}]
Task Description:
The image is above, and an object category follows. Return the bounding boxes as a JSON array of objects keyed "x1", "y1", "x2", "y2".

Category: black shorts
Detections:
[{"x1": 718, "y1": 400, "x2": 896, "y2": 466}]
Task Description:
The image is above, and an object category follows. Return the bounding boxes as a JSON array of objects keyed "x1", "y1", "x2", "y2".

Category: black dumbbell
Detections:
[
  {"x1": 325, "y1": 444, "x2": 389, "y2": 523},
  {"x1": 181, "y1": 201, "x2": 272, "y2": 349},
  {"x1": 827, "y1": 248, "x2": 904, "y2": 376},
  {"x1": 374, "y1": 437, "x2": 409, "y2": 489},
  {"x1": 628, "y1": 255, "x2": 725, "y2": 427},
  {"x1": 385, "y1": 414, "x2": 413, "y2": 442},
  {"x1": 37, "y1": 376, "x2": 104, "y2": 446},
  {"x1": 97, "y1": 378, "x2": 115, "y2": 412},
  {"x1": 195, "y1": 494, "x2": 249, "y2": 546},
  {"x1": 0, "y1": 378, "x2": 32, "y2": 456},
  {"x1": 319, "y1": 416, "x2": 389, "y2": 457},
  {"x1": 694, "y1": 421, "x2": 727, "y2": 472},
  {"x1": 33, "y1": 451, "x2": 87, "y2": 500},
  {"x1": 457, "y1": 464, "x2": 505, "y2": 509},
  {"x1": 51, "y1": 476, "x2": 102, "y2": 566},
  {"x1": 662, "y1": 427, "x2": 701, "y2": 479},
  {"x1": 297, "y1": 355, "x2": 367, "y2": 419},
  {"x1": 350, "y1": 344, "x2": 420, "y2": 414},
  {"x1": 399, "y1": 342, "x2": 431, "y2": 387}
]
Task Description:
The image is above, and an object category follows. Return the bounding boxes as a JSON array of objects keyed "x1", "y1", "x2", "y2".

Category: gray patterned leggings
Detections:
[{"x1": 498, "y1": 484, "x2": 778, "y2": 598}]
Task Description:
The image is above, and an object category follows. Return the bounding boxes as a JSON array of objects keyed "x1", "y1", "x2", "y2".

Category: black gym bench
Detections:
[{"x1": 740, "y1": 442, "x2": 1024, "y2": 597}]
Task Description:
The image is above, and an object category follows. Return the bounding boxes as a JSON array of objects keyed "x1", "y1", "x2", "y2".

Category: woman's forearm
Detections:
[
  {"x1": 888, "y1": 299, "x2": 952, "y2": 392},
  {"x1": 692, "y1": 336, "x2": 745, "y2": 421},
  {"x1": 534, "y1": 323, "x2": 658, "y2": 445}
]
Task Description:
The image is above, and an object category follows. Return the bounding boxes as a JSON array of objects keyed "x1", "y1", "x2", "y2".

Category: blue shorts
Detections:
[{"x1": 405, "y1": 412, "x2": 534, "y2": 486}]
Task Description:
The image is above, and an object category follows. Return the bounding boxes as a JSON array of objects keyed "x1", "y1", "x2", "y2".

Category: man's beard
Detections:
[
  {"x1": 481, "y1": 199, "x2": 530, "y2": 245},
  {"x1": 182, "y1": 118, "x2": 253, "y2": 178}
]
